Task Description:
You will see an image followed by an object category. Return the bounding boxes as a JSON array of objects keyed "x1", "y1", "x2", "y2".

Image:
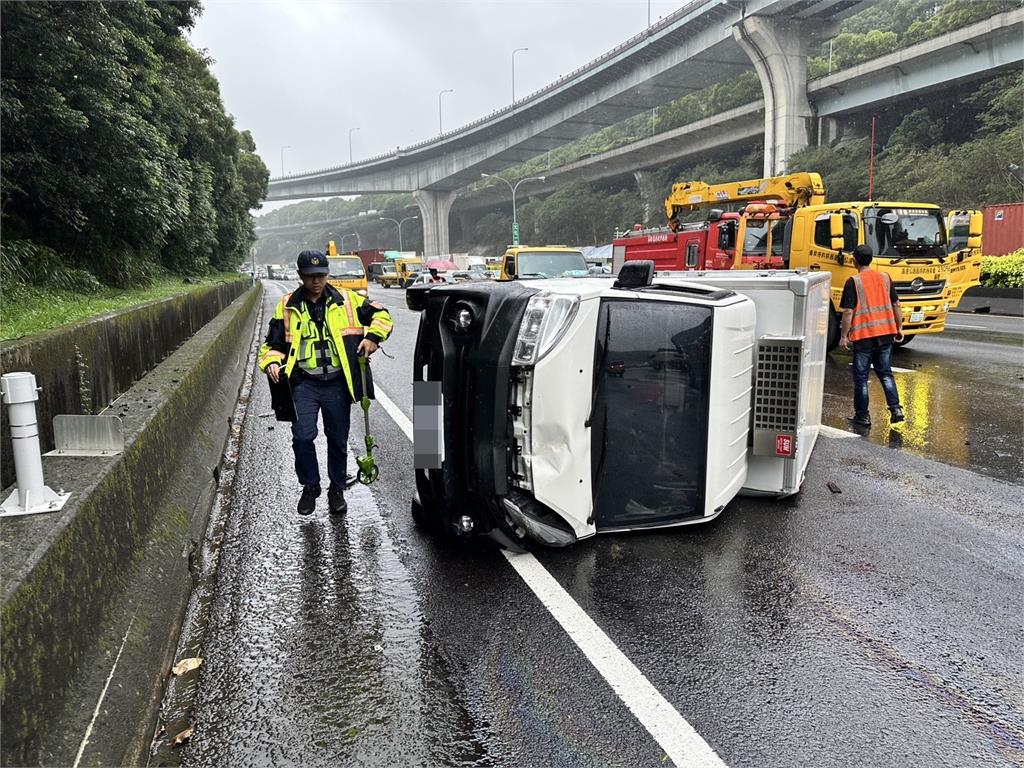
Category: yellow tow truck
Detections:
[
  {"x1": 325, "y1": 241, "x2": 368, "y2": 295},
  {"x1": 377, "y1": 258, "x2": 423, "y2": 288},
  {"x1": 498, "y1": 245, "x2": 589, "y2": 280},
  {"x1": 665, "y1": 173, "x2": 969, "y2": 348}
]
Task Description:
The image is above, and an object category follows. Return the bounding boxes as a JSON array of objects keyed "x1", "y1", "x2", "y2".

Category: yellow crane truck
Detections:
[{"x1": 664, "y1": 173, "x2": 981, "y2": 349}]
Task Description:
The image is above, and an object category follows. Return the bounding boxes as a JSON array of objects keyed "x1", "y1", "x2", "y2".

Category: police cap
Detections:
[{"x1": 297, "y1": 250, "x2": 329, "y2": 275}]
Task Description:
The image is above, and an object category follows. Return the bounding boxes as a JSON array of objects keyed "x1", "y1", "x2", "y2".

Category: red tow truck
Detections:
[{"x1": 611, "y1": 209, "x2": 740, "y2": 273}]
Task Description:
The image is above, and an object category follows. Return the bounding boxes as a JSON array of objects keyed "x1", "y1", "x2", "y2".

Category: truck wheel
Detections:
[
  {"x1": 894, "y1": 335, "x2": 914, "y2": 348},
  {"x1": 827, "y1": 309, "x2": 840, "y2": 352}
]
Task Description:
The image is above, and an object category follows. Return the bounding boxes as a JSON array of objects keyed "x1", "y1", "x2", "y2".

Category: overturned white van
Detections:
[{"x1": 408, "y1": 263, "x2": 830, "y2": 548}]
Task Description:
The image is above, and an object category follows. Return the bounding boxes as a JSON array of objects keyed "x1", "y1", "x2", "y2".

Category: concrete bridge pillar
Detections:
[
  {"x1": 413, "y1": 189, "x2": 457, "y2": 257},
  {"x1": 734, "y1": 16, "x2": 827, "y2": 176}
]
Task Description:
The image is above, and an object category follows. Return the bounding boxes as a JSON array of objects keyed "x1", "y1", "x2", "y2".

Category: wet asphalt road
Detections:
[{"x1": 183, "y1": 281, "x2": 1023, "y2": 767}]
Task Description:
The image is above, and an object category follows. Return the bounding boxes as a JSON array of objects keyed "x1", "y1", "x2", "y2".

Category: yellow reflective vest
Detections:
[{"x1": 258, "y1": 285, "x2": 393, "y2": 402}]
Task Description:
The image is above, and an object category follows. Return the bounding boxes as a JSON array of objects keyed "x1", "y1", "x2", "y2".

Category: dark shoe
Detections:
[
  {"x1": 890, "y1": 406, "x2": 905, "y2": 424},
  {"x1": 848, "y1": 413, "x2": 871, "y2": 428},
  {"x1": 328, "y1": 486, "x2": 348, "y2": 516},
  {"x1": 298, "y1": 484, "x2": 321, "y2": 515}
]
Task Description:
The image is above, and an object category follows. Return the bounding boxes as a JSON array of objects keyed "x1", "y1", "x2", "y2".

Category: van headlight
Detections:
[{"x1": 512, "y1": 293, "x2": 579, "y2": 366}]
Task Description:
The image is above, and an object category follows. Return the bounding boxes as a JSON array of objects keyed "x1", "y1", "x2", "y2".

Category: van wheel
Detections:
[{"x1": 827, "y1": 309, "x2": 840, "y2": 352}]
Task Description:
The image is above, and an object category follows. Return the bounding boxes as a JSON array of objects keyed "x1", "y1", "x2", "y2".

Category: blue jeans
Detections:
[
  {"x1": 290, "y1": 376, "x2": 351, "y2": 489},
  {"x1": 851, "y1": 342, "x2": 901, "y2": 416}
]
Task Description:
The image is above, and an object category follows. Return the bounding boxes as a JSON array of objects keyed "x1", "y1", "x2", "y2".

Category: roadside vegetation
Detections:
[
  {"x1": 0, "y1": 1, "x2": 269, "y2": 325},
  {"x1": 980, "y1": 250, "x2": 1024, "y2": 289},
  {"x1": 0, "y1": 273, "x2": 248, "y2": 341}
]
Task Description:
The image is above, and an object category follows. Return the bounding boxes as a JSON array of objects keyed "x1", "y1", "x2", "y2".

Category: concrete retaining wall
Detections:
[
  {"x1": 0, "y1": 284, "x2": 260, "y2": 764},
  {"x1": 0, "y1": 279, "x2": 251, "y2": 489}
]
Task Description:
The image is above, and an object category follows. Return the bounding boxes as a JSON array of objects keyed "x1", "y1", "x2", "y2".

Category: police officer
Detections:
[
  {"x1": 258, "y1": 250, "x2": 393, "y2": 515},
  {"x1": 839, "y1": 244, "x2": 905, "y2": 428}
]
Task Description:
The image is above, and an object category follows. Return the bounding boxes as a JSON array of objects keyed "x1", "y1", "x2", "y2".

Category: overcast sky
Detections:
[{"x1": 189, "y1": 1, "x2": 682, "y2": 180}]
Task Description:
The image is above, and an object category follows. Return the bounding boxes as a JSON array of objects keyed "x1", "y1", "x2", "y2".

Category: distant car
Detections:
[
  {"x1": 449, "y1": 270, "x2": 490, "y2": 282},
  {"x1": 588, "y1": 265, "x2": 612, "y2": 275},
  {"x1": 409, "y1": 272, "x2": 456, "y2": 287}
]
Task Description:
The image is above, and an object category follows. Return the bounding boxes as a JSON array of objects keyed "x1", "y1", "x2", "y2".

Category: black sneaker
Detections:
[
  {"x1": 890, "y1": 406, "x2": 905, "y2": 423},
  {"x1": 848, "y1": 413, "x2": 872, "y2": 428},
  {"x1": 328, "y1": 486, "x2": 348, "y2": 516},
  {"x1": 298, "y1": 484, "x2": 321, "y2": 515}
]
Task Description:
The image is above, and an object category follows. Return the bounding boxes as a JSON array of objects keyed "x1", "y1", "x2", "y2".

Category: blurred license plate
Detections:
[
  {"x1": 414, "y1": 381, "x2": 443, "y2": 469},
  {"x1": 910, "y1": 312, "x2": 924, "y2": 323}
]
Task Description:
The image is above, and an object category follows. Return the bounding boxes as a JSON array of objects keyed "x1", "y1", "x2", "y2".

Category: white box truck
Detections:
[{"x1": 407, "y1": 262, "x2": 830, "y2": 548}]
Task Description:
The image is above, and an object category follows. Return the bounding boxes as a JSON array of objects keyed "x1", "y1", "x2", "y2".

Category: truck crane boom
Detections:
[{"x1": 664, "y1": 172, "x2": 826, "y2": 219}]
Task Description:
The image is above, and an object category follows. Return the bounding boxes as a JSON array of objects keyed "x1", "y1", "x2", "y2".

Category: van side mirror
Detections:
[
  {"x1": 967, "y1": 235, "x2": 982, "y2": 250},
  {"x1": 504, "y1": 259, "x2": 516, "y2": 278}
]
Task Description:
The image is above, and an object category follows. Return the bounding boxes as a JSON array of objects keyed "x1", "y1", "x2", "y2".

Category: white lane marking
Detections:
[
  {"x1": 73, "y1": 608, "x2": 138, "y2": 768},
  {"x1": 946, "y1": 323, "x2": 991, "y2": 330},
  {"x1": 820, "y1": 425, "x2": 858, "y2": 439},
  {"x1": 502, "y1": 550, "x2": 726, "y2": 767},
  {"x1": 373, "y1": 384, "x2": 725, "y2": 767},
  {"x1": 374, "y1": 385, "x2": 413, "y2": 439}
]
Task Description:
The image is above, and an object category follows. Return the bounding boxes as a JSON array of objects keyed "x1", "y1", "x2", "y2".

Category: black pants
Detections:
[{"x1": 290, "y1": 376, "x2": 351, "y2": 490}]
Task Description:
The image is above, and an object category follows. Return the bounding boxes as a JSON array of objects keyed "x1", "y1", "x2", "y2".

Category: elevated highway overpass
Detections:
[
  {"x1": 263, "y1": 0, "x2": 868, "y2": 254},
  {"x1": 261, "y1": 4, "x2": 1022, "y2": 254},
  {"x1": 452, "y1": 8, "x2": 1023, "y2": 215}
]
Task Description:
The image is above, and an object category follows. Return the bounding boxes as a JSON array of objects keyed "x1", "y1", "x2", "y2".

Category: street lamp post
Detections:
[
  {"x1": 340, "y1": 232, "x2": 361, "y2": 252},
  {"x1": 481, "y1": 172, "x2": 545, "y2": 246},
  {"x1": 379, "y1": 216, "x2": 419, "y2": 252},
  {"x1": 280, "y1": 144, "x2": 291, "y2": 177},
  {"x1": 511, "y1": 47, "x2": 528, "y2": 103},
  {"x1": 348, "y1": 127, "x2": 360, "y2": 163},
  {"x1": 438, "y1": 89, "x2": 454, "y2": 134}
]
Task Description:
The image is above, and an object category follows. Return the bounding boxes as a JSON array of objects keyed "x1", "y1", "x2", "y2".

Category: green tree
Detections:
[{"x1": 1, "y1": 1, "x2": 268, "y2": 286}]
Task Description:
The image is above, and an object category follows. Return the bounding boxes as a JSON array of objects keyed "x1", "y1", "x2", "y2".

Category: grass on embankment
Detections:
[{"x1": 0, "y1": 273, "x2": 249, "y2": 341}]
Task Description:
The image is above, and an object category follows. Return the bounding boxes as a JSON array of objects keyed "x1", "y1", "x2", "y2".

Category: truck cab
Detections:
[
  {"x1": 945, "y1": 210, "x2": 984, "y2": 307},
  {"x1": 324, "y1": 240, "x2": 369, "y2": 294},
  {"x1": 776, "y1": 202, "x2": 955, "y2": 347},
  {"x1": 378, "y1": 258, "x2": 423, "y2": 288},
  {"x1": 612, "y1": 211, "x2": 738, "y2": 274},
  {"x1": 396, "y1": 258, "x2": 423, "y2": 288},
  {"x1": 499, "y1": 245, "x2": 588, "y2": 281}
]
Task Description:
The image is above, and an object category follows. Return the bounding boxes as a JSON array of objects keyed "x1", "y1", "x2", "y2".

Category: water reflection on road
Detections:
[{"x1": 820, "y1": 342, "x2": 1023, "y2": 484}]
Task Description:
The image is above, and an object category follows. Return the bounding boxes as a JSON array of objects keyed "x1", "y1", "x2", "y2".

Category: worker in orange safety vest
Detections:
[{"x1": 839, "y1": 244, "x2": 905, "y2": 428}]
